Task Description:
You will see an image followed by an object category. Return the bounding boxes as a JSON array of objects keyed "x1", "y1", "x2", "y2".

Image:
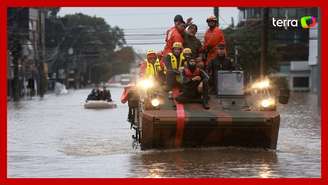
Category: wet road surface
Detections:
[{"x1": 7, "y1": 88, "x2": 321, "y2": 177}]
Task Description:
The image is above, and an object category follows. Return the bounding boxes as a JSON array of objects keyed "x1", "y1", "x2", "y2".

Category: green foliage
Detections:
[
  {"x1": 46, "y1": 8, "x2": 61, "y2": 18},
  {"x1": 223, "y1": 24, "x2": 281, "y2": 78},
  {"x1": 59, "y1": 13, "x2": 126, "y2": 57},
  {"x1": 45, "y1": 12, "x2": 134, "y2": 83}
]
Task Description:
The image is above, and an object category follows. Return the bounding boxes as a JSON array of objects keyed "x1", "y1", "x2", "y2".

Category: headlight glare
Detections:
[
  {"x1": 260, "y1": 98, "x2": 275, "y2": 108},
  {"x1": 151, "y1": 98, "x2": 160, "y2": 107},
  {"x1": 138, "y1": 79, "x2": 154, "y2": 90},
  {"x1": 252, "y1": 79, "x2": 270, "y2": 89}
]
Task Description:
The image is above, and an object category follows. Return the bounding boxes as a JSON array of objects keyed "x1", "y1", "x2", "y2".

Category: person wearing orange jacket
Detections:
[
  {"x1": 203, "y1": 15, "x2": 226, "y2": 65},
  {"x1": 163, "y1": 15, "x2": 192, "y2": 57},
  {"x1": 120, "y1": 83, "x2": 139, "y2": 123},
  {"x1": 164, "y1": 15, "x2": 183, "y2": 43}
]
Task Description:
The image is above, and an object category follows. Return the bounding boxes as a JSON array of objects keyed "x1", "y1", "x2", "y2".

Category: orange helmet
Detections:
[{"x1": 206, "y1": 15, "x2": 217, "y2": 22}]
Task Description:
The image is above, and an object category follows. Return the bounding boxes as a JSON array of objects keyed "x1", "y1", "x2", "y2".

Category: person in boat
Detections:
[
  {"x1": 175, "y1": 58, "x2": 210, "y2": 109},
  {"x1": 101, "y1": 86, "x2": 112, "y2": 102},
  {"x1": 86, "y1": 85, "x2": 102, "y2": 101},
  {"x1": 207, "y1": 43, "x2": 237, "y2": 95},
  {"x1": 86, "y1": 89, "x2": 97, "y2": 101},
  {"x1": 139, "y1": 49, "x2": 166, "y2": 85}
]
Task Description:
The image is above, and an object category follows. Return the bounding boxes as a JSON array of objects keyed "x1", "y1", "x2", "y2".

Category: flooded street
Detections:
[{"x1": 7, "y1": 88, "x2": 321, "y2": 178}]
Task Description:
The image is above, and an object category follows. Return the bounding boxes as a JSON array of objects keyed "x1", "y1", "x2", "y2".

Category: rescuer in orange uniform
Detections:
[
  {"x1": 203, "y1": 15, "x2": 226, "y2": 65},
  {"x1": 164, "y1": 15, "x2": 183, "y2": 43},
  {"x1": 163, "y1": 15, "x2": 192, "y2": 57}
]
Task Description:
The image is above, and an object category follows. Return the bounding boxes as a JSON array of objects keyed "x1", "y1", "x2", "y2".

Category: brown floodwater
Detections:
[{"x1": 7, "y1": 88, "x2": 321, "y2": 177}]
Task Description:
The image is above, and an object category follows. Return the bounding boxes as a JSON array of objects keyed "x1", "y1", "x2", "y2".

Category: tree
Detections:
[
  {"x1": 45, "y1": 12, "x2": 133, "y2": 84},
  {"x1": 46, "y1": 8, "x2": 61, "y2": 18},
  {"x1": 111, "y1": 46, "x2": 136, "y2": 75},
  {"x1": 223, "y1": 24, "x2": 281, "y2": 79}
]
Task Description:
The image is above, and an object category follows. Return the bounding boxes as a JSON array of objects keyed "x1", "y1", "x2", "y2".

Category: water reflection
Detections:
[
  {"x1": 128, "y1": 148, "x2": 278, "y2": 178},
  {"x1": 258, "y1": 163, "x2": 272, "y2": 178}
]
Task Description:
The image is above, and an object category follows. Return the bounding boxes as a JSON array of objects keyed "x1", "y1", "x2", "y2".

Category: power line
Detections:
[
  {"x1": 126, "y1": 42, "x2": 165, "y2": 45},
  {"x1": 79, "y1": 10, "x2": 213, "y2": 17},
  {"x1": 124, "y1": 33, "x2": 166, "y2": 36},
  {"x1": 122, "y1": 24, "x2": 231, "y2": 31}
]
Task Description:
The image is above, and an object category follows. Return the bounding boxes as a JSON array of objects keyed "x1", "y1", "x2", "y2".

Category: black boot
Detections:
[{"x1": 128, "y1": 107, "x2": 133, "y2": 122}]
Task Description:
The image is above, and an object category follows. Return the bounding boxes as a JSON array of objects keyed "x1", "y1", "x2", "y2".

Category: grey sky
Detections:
[{"x1": 58, "y1": 7, "x2": 239, "y2": 53}]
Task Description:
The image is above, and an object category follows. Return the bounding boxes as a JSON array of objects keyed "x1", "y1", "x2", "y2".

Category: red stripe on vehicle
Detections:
[{"x1": 172, "y1": 88, "x2": 186, "y2": 148}]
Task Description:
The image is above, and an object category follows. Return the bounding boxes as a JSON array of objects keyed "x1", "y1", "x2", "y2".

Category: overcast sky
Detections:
[{"x1": 58, "y1": 7, "x2": 239, "y2": 53}]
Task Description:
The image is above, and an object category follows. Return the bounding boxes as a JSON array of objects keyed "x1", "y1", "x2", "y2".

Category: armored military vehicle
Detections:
[{"x1": 129, "y1": 71, "x2": 289, "y2": 150}]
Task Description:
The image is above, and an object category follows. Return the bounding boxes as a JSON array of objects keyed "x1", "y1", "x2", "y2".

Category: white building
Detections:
[
  {"x1": 288, "y1": 24, "x2": 319, "y2": 92},
  {"x1": 308, "y1": 24, "x2": 319, "y2": 93}
]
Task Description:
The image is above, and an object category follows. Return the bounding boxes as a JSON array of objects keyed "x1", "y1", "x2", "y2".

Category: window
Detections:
[
  {"x1": 29, "y1": 21, "x2": 32, "y2": 30},
  {"x1": 279, "y1": 64, "x2": 290, "y2": 74},
  {"x1": 29, "y1": 20, "x2": 37, "y2": 31},
  {"x1": 293, "y1": 76, "x2": 309, "y2": 88}
]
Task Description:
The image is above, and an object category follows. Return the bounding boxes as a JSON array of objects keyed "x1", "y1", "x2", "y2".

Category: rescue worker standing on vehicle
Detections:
[
  {"x1": 164, "y1": 42, "x2": 186, "y2": 96},
  {"x1": 203, "y1": 16, "x2": 226, "y2": 66},
  {"x1": 175, "y1": 58, "x2": 210, "y2": 109},
  {"x1": 140, "y1": 49, "x2": 166, "y2": 84},
  {"x1": 163, "y1": 15, "x2": 190, "y2": 57},
  {"x1": 208, "y1": 43, "x2": 236, "y2": 95}
]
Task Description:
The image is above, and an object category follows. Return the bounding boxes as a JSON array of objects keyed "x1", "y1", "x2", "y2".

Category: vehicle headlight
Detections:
[
  {"x1": 151, "y1": 98, "x2": 160, "y2": 107},
  {"x1": 137, "y1": 79, "x2": 154, "y2": 90},
  {"x1": 251, "y1": 79, "x2": 270, "y2": 90},
  {"x1": 260, "y1": 98, "x2": 275, "y2": 108}
]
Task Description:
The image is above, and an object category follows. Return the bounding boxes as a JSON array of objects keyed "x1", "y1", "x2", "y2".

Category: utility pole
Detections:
[
  {"x1": 260, "y1": 8, "x2": 269, "y2": 78},
  {"x1": 38, "y1": 9, "x2": 46, "y2": 97},
  {"x1": 214, "y1": 7, "x2": 219, "y2": 25}
]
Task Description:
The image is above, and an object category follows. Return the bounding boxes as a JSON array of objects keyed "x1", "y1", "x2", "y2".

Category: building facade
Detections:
[
  {"x1": 7, "y1": 8, "x2": 47, "y2": 100},
  {"x1": 238, "y1": 8, "x2": 319, "y2": 92}
]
